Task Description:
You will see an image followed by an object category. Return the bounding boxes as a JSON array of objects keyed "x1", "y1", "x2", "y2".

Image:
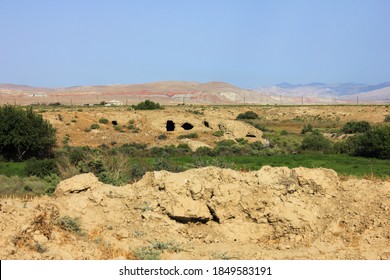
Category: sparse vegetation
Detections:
[
  {"x1": 212, "y1": 251, "x2": 232, "y2": 260},
  {"x1": 62, "y1": 134, "x2": 70, "y2": 145},
  {"x1": 280, "y1": 130, "x2": 288, "y2": 136},
  {"x1": 213, "y1": 130, "x2": 224, "y2": 137},
  {"x1": 186, "y1": 109, "x2": 204, "y2": 115},
  {"x1": 158, "y1": 133, "x2": 167, "y2": 140},
  {"x1": 177, "y1": 132, "x2": 198, "y2": 139},
  {"x1": 56, "y1": 216, "x2": 82, "y2": 234},
  {"x1": 301, "y1": 124, "x2": 313, "y2": 134}
]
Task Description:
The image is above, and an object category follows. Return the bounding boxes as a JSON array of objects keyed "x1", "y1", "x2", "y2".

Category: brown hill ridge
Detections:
[
  {"x1": 1, "y1": 166, "x2": 389, "y2": 260},
  {"x1": 1, "y1": 81, "x2": 388, "y2": 105},
  {"x1": 0, "y1": 81, "x2": 265, "y2": 105}
]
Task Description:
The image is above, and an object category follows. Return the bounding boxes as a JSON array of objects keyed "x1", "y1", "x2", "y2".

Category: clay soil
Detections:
[{"x1": 1, "y1": 167, "x2": 389, "y2": 260}]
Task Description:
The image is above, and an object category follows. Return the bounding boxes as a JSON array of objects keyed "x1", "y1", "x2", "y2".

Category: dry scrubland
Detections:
[
  {"x1": 1, "y1": 104, "x2": 390, "y2": 259},
  {"x1": 42, "y1": 104, "x2": 388, "y2": 148}
]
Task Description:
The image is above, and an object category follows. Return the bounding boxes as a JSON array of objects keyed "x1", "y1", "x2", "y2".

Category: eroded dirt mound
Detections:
[{"x1": 1, "y1": 167, "x2": 389, "y2": 260}]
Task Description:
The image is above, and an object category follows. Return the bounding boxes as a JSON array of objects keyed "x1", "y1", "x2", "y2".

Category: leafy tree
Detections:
[
  {"x1": 341, "y1": 121, "x2": 371, "y2": 134},
  {"x1": 352, "y1": 125, "x2": 390, "y2": 159},
  {"x1": 132, "y1": 100, "x2": 163, "y2": 110},
  {"x1": 0, "y1": 106, "x2": 56, "y2": 160}
]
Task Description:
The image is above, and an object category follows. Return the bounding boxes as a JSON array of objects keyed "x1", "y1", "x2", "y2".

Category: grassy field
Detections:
[
  {"x1": 0, "y1": 162, "x2": 27, "y2": 177},
  {"x1": 129, "y1": 154, "x2": 390, "y2": 179},
  {"x1": 2, "y1": 154, "x2": 389, "y2": 182}
]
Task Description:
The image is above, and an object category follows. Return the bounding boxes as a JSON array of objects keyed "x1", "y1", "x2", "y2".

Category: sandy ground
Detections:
[{"x1": 1, "y1": 166, "x2": 389, "y2": 260}]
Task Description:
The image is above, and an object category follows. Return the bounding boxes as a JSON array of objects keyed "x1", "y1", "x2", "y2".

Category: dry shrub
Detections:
[
  {"x1": 56, "y1": 155, "x2": 80, "y2": 179},
  {"x1": 88, "y1": 228, "x2": 136, "y2": 260},
  {"x1": 12, "y1": 204, "x2": 59, "y2": 252},
  {"x1": 101, "y1": 151, "x2": 131, "y2": 183}
]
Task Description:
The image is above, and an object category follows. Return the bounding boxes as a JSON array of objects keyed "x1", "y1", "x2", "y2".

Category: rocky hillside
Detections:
[{"x1": 1, "y1": 166, "x2": 389, "y2": 260}]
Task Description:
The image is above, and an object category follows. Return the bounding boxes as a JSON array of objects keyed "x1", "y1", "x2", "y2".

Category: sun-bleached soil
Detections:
[{"x1": 1, "y1": 166, "x2": 389, "y2": 260}]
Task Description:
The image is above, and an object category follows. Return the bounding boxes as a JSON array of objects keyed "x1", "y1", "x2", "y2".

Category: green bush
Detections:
[
  {"x1": 352, "y1": 125, "x2": 390, "y2": 159},
  {"x1": 384, "y1": 115, "x2": 390, "y2": 122},
  {"x1": 301, "y1": 132, "x2": 333, "y2": 152},
  {"x1": 132, "y1": 100, "x2": 163, "y2": 110},
  {"x1": 0, "y1": 106, "x2": 56, "y2": 160},
  {"x1": 301, "y1": 124, "x2": 313, "y2": 134},
  {"x1": 90, "y1": 123, "x2": 100, "y2": 130},
  {"x1": 249, "y1": 141, "x2": 265, "y2": 151},
  {"x1": 158, "y1": 134, "x2": 167, "y2": 140},
  {"x1": 280, "y1": 130, "x2": 288, "y2": 136},
  {"x1": 215, "y1": 139, "x2": 236, "y2": 147},
  {"x1": 212, "y1": 130, "x2": 224, "y2": 137},
  {"x1": 43, "y1": 173, "x2": 60, "y2": 194},
  {"x1": 56, "y1": 216, "x2": 82, "y2": 234},
  {"x1": 25, "y1": 158, "x2": 57, "y2": 178},
  {"x1": 153, "y1": 158, "x2": 184, "y2": 172},
  {"x1": 194, "y1": 146, "x2": 215, "y2": 156},
  {"x1": 236, "y1": 111, "x2": 259, "y2": 120},
  {"x1": 98, "y1": 118, "x2": 109, "y2": 124},
  {"x1": 235, "y1": 138, "x2": 248, "y2": 145},
  {"x1": 129, "y1": 164, "x2": 147, "y2": 182},
  {"x1": 177, "y1": 143, "x2": 191, "y2": 153},
  {"x1": 341, "y1": 121, "x2": 371, "y2": 134}
]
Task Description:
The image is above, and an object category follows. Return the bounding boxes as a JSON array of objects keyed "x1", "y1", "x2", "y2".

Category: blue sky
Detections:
[{"x1": 0, "y1": 0, "x2": 389, "y2": 88}]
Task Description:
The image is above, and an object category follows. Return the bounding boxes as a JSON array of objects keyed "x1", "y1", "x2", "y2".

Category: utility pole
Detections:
[{"x1": 301, "y1": 96, "x2": 304, "y2": 106}]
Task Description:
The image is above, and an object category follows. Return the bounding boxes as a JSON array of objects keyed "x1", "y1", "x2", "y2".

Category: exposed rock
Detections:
[{"x1": 55, "y1": 173, "x2": 102, "y2": 196}]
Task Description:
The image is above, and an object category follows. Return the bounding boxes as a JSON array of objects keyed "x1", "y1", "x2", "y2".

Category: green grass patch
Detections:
[
  {"x1": 128, "y1": 154, "x2": 390, "y2": 179},
  {"x1": 0, "y1": 162, "x2": 27, "y2": 177}
]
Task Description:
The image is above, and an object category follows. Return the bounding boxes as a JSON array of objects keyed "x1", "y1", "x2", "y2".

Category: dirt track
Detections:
[{"x1": 1, "y1": 166, "x2": 389, "y2": 260}]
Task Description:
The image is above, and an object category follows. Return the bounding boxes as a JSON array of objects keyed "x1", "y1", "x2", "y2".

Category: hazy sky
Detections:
[{"x1": 1, "y1": 0, "x2": 389, "y2": 88}]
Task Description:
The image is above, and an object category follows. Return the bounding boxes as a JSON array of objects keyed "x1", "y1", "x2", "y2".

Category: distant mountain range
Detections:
[
  {"x1": 274, "y1": 82, "x2": 390, "y2": 95},
  {"x1": 256, "y1": 82, "x2": 390, "y2": 101},
  {"x1": 0, "y1": 81, "x2": 389, "y2": 105}
]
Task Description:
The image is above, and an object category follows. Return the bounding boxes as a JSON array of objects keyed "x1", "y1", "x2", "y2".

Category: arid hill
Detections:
[
  {"x1": 1, "y1": 81, "x2": 388, "y2": 106},
  {"x1": 40, "y1": 105, "x2": 389, "y2": 148}
]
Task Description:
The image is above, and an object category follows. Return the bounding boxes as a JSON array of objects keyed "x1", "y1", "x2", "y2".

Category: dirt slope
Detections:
[
  {"x1": 1, "y1": 166, "x2": 389, "y2": 260},
  {"x1": 40, "y1": 105, "x2": 389, "y2": 148}
]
